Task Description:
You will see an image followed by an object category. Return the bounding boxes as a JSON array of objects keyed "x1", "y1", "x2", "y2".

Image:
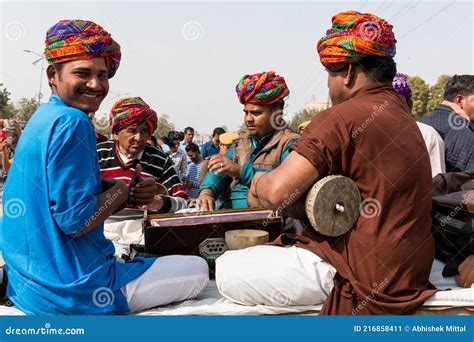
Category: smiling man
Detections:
[
  {"x1": 195, "y1": 71, "x2": 299, "y2": 210},
  {"x1": 0, "y1": 20, "x2": 207, "y2": 315}
]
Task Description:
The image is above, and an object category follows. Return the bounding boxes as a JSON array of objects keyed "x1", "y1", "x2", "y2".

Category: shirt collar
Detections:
[{"x1": 49, "y1": 95, "x2": 67, "y2": 106}]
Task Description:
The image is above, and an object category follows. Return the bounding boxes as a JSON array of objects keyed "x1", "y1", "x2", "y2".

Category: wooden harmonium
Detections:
[{"x1": 143, "y1": 208, "x2": 283, "y2": 256}]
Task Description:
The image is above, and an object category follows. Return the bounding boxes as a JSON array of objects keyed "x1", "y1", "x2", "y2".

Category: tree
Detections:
[
  {"x1": 16, "y1": 97, "x2": 39, "y2": 122},
  {"x1": 426, "y1": 74, "x2": 451, "y2": 114},
  {"x1": 0, "y1": 84, "x2": 15, "y2": 119},
  {"x1": 408, "y1": 76, "x2": 429, "y2": 119},
  {"x1": 154, "y1": 114, "x2": 175, "y2": 138},
  {"x1": 289, "y1": 108, "x2": 320, "y2": 132}
]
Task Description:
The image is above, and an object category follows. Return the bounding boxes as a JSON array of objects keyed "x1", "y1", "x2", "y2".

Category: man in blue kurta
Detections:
[
  {"x1": 0, "y1": 19, "x2": 208, "y2": 315},
  {"x1": 196, "y1": 71, "x2": 299, "y2": 210}
]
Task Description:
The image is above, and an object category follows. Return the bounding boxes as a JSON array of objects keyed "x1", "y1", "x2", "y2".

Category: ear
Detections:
[
  {"x1": 113, "y1": 133, "x2": 119, "y2": 141},
  {"x1": 454, "y1": 94, "x2": 464, "y2": 108},
  {"x1": 343, "y1": 64, "x2": 355, "y2": 86},
  {"x1": 46, "y1": 65, "x2": 57, "y2": 87}
]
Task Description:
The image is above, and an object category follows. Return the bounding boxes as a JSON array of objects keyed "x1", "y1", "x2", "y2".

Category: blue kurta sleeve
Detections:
[
  {"x1": 239, "y1": 138, "x2": 297, "y2": 187},
  {"x1": 200, "y1": 147, "x2": 234, "y2": 196},
  {"x1": 47, "y1": 114, "x2": 100, "y2": 235}
]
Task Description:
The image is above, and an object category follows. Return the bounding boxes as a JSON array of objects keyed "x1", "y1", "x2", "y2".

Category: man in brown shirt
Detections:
[{"x1": 216, "y1": 11, "x2": 437, "y2": 315}]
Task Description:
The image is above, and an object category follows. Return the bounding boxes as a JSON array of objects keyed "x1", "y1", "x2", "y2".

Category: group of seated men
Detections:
[{"x1": 0, "y1": 10, "x2": 473, "y2": 315}]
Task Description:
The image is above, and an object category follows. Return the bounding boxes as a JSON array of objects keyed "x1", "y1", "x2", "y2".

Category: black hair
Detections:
[
  {"x1": 356, "y1": 56, "x2": 397, "y2": 83},
  {"x1": 160, "y1": 136, "x2": 170, "y2": 145},
  {"x1": 212, "y1": 127, "x2": 226, "y2": 137},
  {"x1": 443, "y1": 75, "x2": 474, "y2": 102},
  {"x1": 184, "y1": 127, "x2": 194, "y2": 134},
  {"x1": 185, "y1": 142, "x2": 200, "y2": 153},
  {"x1": 167, "y1": 131, "x2": 181, "y2": 141}
]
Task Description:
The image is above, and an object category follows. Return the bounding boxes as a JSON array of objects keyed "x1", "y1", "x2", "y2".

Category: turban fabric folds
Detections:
[
  {"x1": 317, "y1": 11, "x2": 396, "y2": 70},
  {"x1": 44, "y1": 19, "x2": 121, "y2": 78},
  {"x1": 236, "y1": 71, "x2": 289, "y2": 105},
  {"x1": 110, "y1": 97, "x2": 158, "y2": 135}
]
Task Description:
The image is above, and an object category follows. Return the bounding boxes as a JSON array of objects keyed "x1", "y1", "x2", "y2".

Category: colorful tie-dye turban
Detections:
[
  {"x1": 317, "y1": 11, "x2": 396, "y2": 70},
  {"x1": 44, "y1": 19, "x2": 121, "y2": 78},
  {"x1": 392, "y1": 73, "x2": 412, "y2": 101},
  {"x1": 236, "y1": 71, "x2": 289, "y2": 105},
  {"x1": 110, "y1": 97, "x2": 158, "y2": 135}
]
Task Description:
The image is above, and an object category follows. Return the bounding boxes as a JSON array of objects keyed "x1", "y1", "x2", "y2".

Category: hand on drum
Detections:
[{"x1": 208, "y1": 154, "x2": 241, "y2": 178}]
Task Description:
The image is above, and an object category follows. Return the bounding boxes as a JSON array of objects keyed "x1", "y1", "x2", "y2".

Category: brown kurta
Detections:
[{"x1": 273, "y1": 84, "x2": 438, "y2": 315}]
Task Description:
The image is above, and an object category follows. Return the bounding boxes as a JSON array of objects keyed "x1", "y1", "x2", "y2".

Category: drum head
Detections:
[{"x1": 305, "y1": 175, "x2": 361, "y2": 237}]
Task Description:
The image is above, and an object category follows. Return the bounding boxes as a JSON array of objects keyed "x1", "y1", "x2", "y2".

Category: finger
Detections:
[
  {"x1": 136, "y1": 178, "x2": 155, "y2": 188},
  {"x1": 131, "y1": 192, "x2": 156, "y2": 200},
  {"x1": 203, "y1": 198, "x2": 214, "y2": 211},
  {"x1": 130, "y1": 164, "x2": 143, "y2": 187}
]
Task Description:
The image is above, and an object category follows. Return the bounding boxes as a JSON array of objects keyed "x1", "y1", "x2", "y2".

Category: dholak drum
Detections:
[{"x1": 305, "y1": 175, "x2": 361, "y2": 237}]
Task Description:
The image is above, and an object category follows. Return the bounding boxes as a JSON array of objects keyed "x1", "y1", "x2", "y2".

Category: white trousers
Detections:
[
  {"x1": 216, "y1": 245, "x2": 336, "y2": 306},
  {"x1": 122, "y1": 255, "x2": 209, "y2": 312}
]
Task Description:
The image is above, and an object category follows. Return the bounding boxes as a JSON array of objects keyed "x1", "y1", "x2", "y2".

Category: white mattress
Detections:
[{"x1": 1, "y1": 259, "x2": 472, "y2": 316}]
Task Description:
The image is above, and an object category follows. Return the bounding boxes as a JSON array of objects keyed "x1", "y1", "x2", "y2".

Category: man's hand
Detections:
[
  {"x1": 195, "y1": 189, "x2": 215, "y2": 211},
  {"x1": 128, "y1": 164, "x2": 157, "y2": 206},
  {"x1": 208, "y1": 154, "x2": 241, "y2": 178},
  {"x1": 140, "y1": 195, "x2": 164, "y2": 211}
]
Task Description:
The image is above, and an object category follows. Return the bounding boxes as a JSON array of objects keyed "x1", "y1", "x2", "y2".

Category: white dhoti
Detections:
[
  {"x1": 216, "y1": 245, "x2": 336, "y2": 306},
  {"x1": 122, "y1": 255, "x2": 209, "y2": 312}
]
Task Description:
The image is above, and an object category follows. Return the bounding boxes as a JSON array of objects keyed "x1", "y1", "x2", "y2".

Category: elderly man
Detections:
[
  {"x1": 98, "y1": 97, "x2": 188, "y2": 212},
  {"x1": 217, "y1": 11, "x2": 437, "y2": 315},
  {"x1": 0, "y1": 20, "x2": 207, "y2": 315},
  {"x1": 196, "y1": 71, "x2": 299, "y2": 209},
  {"x1": 419, "y1": 75, "x2": 474, "y2": 172}
]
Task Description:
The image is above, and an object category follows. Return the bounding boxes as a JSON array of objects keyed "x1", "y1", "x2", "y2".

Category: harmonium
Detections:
[{"x1": 142, "y1": 208, "x2": 283, "y2": 257}]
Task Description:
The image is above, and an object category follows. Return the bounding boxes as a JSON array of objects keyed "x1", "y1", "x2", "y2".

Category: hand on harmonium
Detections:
[
  {"x1": 195, "y1": 189, "x2": 215, "y2": 211},
  {"x1": 208, "y1": 154, "x2": 241, "y2": 178},
  {"x1": 128, "y1": 164, "x2": 157, "y2": 206}
]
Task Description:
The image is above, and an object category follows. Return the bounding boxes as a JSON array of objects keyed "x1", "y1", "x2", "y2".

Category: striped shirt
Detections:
[
  {"x1": 169, "y1": 148, "x2": 188, "y2": 181},
  {"x1": 185, "y1": 161, "x2": 203, "y2": 199},
  {"x1": 97, "y1": 141, "x2": 188, "y2": 200}
]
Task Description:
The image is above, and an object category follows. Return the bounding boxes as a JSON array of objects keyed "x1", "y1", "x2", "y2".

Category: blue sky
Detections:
[{"x1": 1, "y1": 0, "x2": 473, "y2": 133}]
